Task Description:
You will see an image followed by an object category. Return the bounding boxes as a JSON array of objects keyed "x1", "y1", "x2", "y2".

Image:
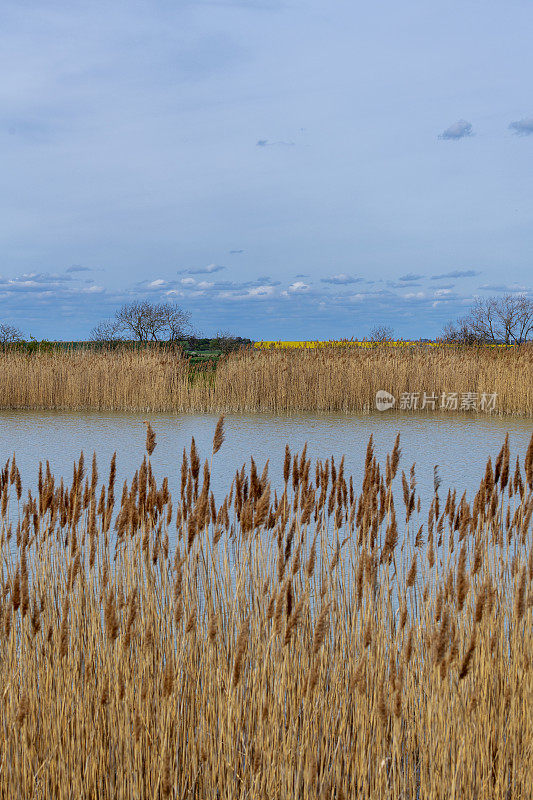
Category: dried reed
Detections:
[
  {"x1": 0, "y1": 344, "x2": 531, "y2": 414},
  {"x1": 0, "y1": 421, "x2": 531, "y2": 797}
]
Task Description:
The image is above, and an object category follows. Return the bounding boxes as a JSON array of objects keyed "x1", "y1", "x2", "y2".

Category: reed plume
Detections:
[
  {"x1": 144, "y1": 422, "x2": 156, "y2": 456},
  {"x1": 0, "y1": 424, "x2": 529, "y2": 798},
  {"x1": 0, "y1": 344, "x2": 530, "y2": 415},
  {"x1": 212, "y1": 414, "x2": 225, "y2": 454}
]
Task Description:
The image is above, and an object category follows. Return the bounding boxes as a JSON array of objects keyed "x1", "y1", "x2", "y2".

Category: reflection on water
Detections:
[{"x1": 0, "y1": 410, "x2": 531, "y2": 506}]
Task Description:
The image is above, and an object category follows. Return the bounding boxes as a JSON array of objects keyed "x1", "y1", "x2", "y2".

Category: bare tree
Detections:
[
  {"x1": 215, "y1": 330, "x2": 247, "y2": 355},
  {"x1": 369, "y1": 325, "x2": 394, "y2": 343},
  {"x1": 116, "y1": 301, "x2": 166, "y2": 341},
  {"x1": 91, "y1": 301, "x2": 191, "y2": 343},
  {"x1": 90, "y1": 319, "x2": 123, "y2": 342},
  {"x1": 443, "y1": 295, "x2": 533, "y2": 344},
  {"x1": 441, "y1": 319, "x2": 484, "y2": 345},
  {"x1": 0, "y1": 323, "x2": 24, "y2": 344},
  {"x1": 163, "y1": 305, "x2": 193, "y2": 342}
]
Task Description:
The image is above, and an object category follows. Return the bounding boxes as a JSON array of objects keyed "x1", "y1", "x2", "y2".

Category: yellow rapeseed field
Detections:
[{"x1": 253, "y1": 340, "x2": 515, "y2": 349}]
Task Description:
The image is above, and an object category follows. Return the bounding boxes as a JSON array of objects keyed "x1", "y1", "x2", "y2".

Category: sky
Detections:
[{"x1": 1, "y1": 0, "x2": 532, "y2": 340}]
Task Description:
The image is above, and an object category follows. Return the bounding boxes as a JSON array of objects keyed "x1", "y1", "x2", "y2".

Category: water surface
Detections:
[{"x1": 0, "y1": 410, "x2": 531, "y2": 505}]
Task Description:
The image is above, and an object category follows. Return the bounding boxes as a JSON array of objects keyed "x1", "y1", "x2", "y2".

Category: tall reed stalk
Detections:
[
  {"x1": 0, "y1": 344, "x2": 531, "y2": 414},
  {"x1": 0, "y1": 419, "x2": 531, "y2": 797}
]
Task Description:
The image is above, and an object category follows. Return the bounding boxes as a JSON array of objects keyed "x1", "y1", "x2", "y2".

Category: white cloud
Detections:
[
  {"x1": 288, "y1": 281, "x2": 309, "y2": 293},
  {"x1": 509, "y1": 118, "x2": 533, "y2": 136},
  {"x1": 321, "y1": 273, "x2": 361, "y2": 285},
  {"x1": 439, "y1": 120, "x2": 473, "y2": 140},
  {"x1": 187, "y1": 264, "x2": 226, "y2": 275},
  {"x1": 248, "y1": 285, "x2": 276, "y2": 297},
  {"x1": 431, "y1": 270, "x2": 480, "y2": 280},
  {"x1": 218, "y1": 284, "x2": 276, "y2": 301}
]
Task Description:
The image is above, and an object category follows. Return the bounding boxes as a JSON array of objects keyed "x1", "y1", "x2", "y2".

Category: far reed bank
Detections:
[{"x1": 0, "y1": 344, "x2": 532, "y2": 415}]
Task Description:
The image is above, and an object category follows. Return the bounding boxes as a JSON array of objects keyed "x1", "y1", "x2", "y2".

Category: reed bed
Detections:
[
  {"x1": 0, "y1": 344, "x2": 532, "y2": 414},
  {"x1": 0, "y1": 418, "x2": 532, "y2": 798}
]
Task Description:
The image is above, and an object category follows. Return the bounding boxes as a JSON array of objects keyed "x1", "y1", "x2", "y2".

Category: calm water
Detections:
[{"x1": 0, "y1": 410, "x2": 531, "y2": 505}]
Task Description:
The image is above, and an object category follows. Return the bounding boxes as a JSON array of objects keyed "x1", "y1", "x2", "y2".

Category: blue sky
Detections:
[{"x1": 1, "y1": 0, "x2": 532, "y2": 340}]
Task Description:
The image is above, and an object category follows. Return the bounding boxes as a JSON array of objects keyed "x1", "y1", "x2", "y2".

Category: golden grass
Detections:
[
  {"x1": 0, "y1": 343, "x2": 532, "y2": 415},
  {"x1": 0, "y1": 419, "x2": 532, "y2": 797}
]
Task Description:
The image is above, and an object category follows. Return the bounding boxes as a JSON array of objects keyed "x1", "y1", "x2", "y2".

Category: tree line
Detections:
[
  {"x1": 0, "y1": 302, "x2": 248, "y2": 353},
  {"x1": 369, "y1": 295, "x2": 533, "y2": 345},
  {"x1": 1, "y1": 294, "x2": 532, "y2": 346},
  {"x1": 441, "y1": 294, "x2": 533, "y2": 345}
]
